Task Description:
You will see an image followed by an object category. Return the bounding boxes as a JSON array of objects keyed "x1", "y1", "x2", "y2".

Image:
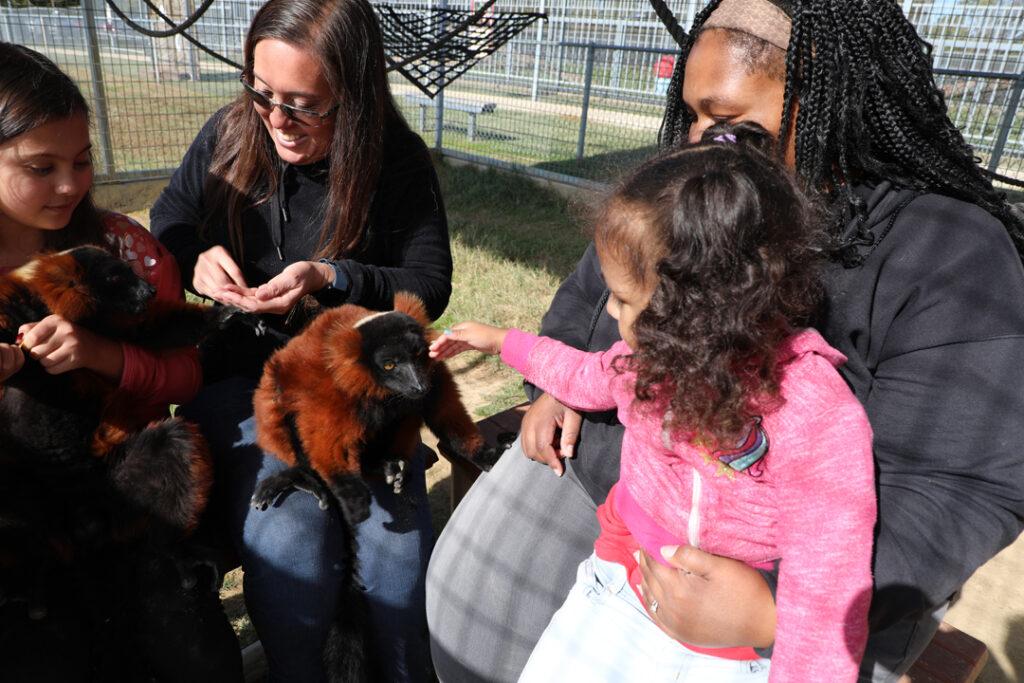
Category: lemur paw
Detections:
[
  {"x1": 214, "y1": 306, "x2": 267, "y2": 337},
  {"x1": 252, "y1": 467, "x2": 331, "y2": 511},
  {"x1": 332, "y1": 476, "x2": 372, "y2": 525},
  {"x1": 251, "y1": 472, "x2": 295, "y2": 511},
  {"x1": 472, "y1": 445, "x2": 504, "y2": 472},
  {"x1": 384, "y1": 460, "x2": 406, "y2": 495}
]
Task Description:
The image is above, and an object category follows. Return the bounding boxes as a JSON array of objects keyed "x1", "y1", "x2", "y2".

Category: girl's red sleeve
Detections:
[{"x1": 103, "y1": 213, "x2": 202, "y2": 417}]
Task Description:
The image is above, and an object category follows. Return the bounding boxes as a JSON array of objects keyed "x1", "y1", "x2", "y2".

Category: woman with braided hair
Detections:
[{"x1": 426, "y1": 0, "x2": 1024, "y2": 681}]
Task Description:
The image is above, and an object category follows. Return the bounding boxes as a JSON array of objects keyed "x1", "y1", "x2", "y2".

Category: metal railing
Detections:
[{"x1": 0, "y1": 0, "x2": 1020, "y2": 189}]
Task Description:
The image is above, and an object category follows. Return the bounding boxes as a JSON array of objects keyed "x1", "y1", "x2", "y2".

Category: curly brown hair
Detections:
[{"x1": 595, "y1": 122, "x2": 825, "y2": 447}]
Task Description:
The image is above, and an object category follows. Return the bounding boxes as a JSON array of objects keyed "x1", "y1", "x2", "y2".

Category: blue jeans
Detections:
[{"x1": 182, "y1": 377, "x2": 433, "y2": 683}]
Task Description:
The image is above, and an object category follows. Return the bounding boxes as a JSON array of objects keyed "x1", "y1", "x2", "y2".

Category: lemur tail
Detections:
[{"x1": 322, "y1": 505, "x2": 373, "y2": 682}]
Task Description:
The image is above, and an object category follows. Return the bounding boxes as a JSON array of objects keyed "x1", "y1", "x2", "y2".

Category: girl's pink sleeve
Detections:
[
  {"x1": 768, "y1": 402, "x2": 876, "y2": 682},
  {"x1": 108, "y1": 217, "x2": 202, "y2": 411},
  {"x1": 500, "y1": 328, "x2": 625, "y2": 412}
]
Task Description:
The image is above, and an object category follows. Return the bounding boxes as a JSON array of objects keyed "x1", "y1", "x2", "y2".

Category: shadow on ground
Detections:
[
  {"x1": 437, "y1": 162, "x2": 590, "y2": 281},
  {"x1": 533, "y1": 144, "x2": 658, "y2": 184}
]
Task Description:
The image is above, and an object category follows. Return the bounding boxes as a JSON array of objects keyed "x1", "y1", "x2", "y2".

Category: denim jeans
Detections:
[
  {"x1": 519, "y1": 553, "x2": 771, "y2": 683},
  {"x1": 182, "y1": 377, "x2": 433, "y2": 683}
]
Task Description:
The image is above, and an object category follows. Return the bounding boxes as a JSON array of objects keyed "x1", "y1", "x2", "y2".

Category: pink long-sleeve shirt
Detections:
[{"x1": 501, "y1": 327, "x2": 876, "y2": 682}]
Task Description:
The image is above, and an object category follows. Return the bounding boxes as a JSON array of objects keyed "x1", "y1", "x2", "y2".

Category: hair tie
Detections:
[{"x1": 713, "y1": 133, "x2": 738, "y2": 144}]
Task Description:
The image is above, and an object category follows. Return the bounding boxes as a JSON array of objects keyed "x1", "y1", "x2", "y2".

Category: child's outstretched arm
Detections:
[
  {"x1": 433, "y1": 322, "x2": 623, "y2": 418},
  {"x1": 429, "y1": 322, "x2": 509, "y2": 360}
]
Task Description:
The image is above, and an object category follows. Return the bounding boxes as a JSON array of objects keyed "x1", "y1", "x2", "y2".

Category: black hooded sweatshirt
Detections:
[
  {"x1": 151, "y1": 109, "x2": 452, "y2": 330},
  {"x1": 534, "y1": 183, "x2": 1024, "y2": 633}
]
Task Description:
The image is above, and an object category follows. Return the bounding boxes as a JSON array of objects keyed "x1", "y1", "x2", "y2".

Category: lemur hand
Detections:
[
  {"x1": 0, "y1": 342, "x2": 25, "y2": 383},
  {"x1": 428, "y1": 322, "x2": 508, "y2": 360}
]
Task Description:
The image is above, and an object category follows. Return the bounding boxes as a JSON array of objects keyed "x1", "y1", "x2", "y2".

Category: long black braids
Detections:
[
  {"x1": 659, "y1": 0, "x2": 1024, "y2": 265},
  {"x1": 657, "y1": 0, "x2": 722, "y2": 146}
]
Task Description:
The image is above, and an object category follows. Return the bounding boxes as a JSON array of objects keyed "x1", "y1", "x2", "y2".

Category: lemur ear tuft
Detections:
[{"x1": 392, "y1": 292, "x2": 430, "y2": 327}]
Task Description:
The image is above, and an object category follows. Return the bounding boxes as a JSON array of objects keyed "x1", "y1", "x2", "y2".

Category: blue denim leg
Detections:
[{"x1": 182, "y1": 377, "x2": 433, "y2": 683}]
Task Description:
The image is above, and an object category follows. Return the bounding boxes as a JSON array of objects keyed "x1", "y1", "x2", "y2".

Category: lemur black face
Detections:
[
  {"x1": 72, "y1": 246, "x2": 155, "y2": 316},
  {"x1": 359, "y1": 313, "x2": 432, "y2": 399}
]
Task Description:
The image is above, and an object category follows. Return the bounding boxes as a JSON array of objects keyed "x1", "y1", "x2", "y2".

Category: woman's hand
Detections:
[
  {"x1": 19, "y1": 315, "x2": 124, "y2": 381},
  {"x1": 637, "y1": 545, "x2": 777, "y2": 649},
  {"x1": 520, "y1": 392, "x2": 581, "y2": 476},
  {"x1": 428, "y1": 322, "x2": 508, "y2": 359},
  {"x1": 216, "y1": 261, "x2": 333, "y2": 315},
  {"x1": 193, "y1": 245, "x2": 249, "y2": 300},
  {"x1": 0, "y1": 343, "x2": 25, "y2": 383}
]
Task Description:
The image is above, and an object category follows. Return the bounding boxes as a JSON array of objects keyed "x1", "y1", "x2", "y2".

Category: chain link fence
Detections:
[{"x1": 1, "y1": 0, "x2": 1020, "y2": 188}]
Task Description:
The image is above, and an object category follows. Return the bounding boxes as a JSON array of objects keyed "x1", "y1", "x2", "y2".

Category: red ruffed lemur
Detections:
[
  {"x1": 251, "y1": 292, "x2": 502, "y2": 682},
  {"x1": 0, "y1": 245, "x2": 264, "y2": 571},
  {"x1": 252, "y1": 292, "x2": 501, "y2": 523}
]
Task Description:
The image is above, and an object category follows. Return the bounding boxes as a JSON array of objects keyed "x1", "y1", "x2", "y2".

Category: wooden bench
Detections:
[
  {"x1": 900, "y1": 622, "x2": 989, "y2": 682},
  {"x1": 403, "y1": 93, "x2": 497, "y2": 141},
  {"x1": 447, "y1": 405, "x2": 991, "y2": 683}
]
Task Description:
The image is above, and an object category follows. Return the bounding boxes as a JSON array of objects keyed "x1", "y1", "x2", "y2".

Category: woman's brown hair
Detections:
[{"x1": 203, "y1": 0, "x2": 411, "y2": 260}]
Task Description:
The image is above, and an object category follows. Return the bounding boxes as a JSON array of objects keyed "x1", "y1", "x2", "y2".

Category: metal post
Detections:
[
  {"x1": 184, "y1": 0, "x2": 200, "y2": 81},
  {"x1": 554, "y1": 16, "x2": 567, "y2": 83},
  {"x1": 576, "y1": 43, "x2": 595, "y2": 161},
  {"x1": 434, "y1": 0, "x2": 447, "y2": 150},
  {"x1": 610, "y1": 23, "x2": 624, "y2": 90},
  {"x1": 988, "y1": 73, "x2": 1024, "y2": 174},
  {"x1": 82, "y1": 0, "x2": 117, "y2": 177},
  {"x1": 0, "y1": 5, "x2": 11, "y2": 45},
  {"x1": 40, "y1": 13, "x2": 49, "y2": 52},
  {"x1": 149, "y1": 34, "x2": 162, "y2": 84},
  {"x1": 530, "y1": 0, "x2": 546, "y2": 101},
  {"x1": 106, "y1": 4, "x2": 116, "y2": 55}
]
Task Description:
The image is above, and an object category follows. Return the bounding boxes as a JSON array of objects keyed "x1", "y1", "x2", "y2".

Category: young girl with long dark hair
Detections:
[
  {"x1": 431, "y1": 125, "x2": 876, "y2": 681},
  {"x1": 0, "y1": 43, "x2": 200, "y2": 412},
  {"x1": 0, "y1": 42, "x2": 241, "y2": 681}
]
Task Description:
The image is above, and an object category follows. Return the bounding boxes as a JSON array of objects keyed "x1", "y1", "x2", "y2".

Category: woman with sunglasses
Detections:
[{"x1": 151, "y1": 0, "x2": 450, "y2": 680}]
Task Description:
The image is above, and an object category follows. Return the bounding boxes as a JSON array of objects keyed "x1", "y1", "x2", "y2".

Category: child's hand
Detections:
[
  {"x1": 0, "y1": 342, "x2": 25, "y2": 383},
  {"x1": 19, "y1": 315, "x2": 123, "y2": 379},
  {"x1": 429, "y1": 322, "x2": 508, "y2": 360}
]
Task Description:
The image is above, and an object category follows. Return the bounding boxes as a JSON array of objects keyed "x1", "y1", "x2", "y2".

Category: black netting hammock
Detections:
[
  {"x1": 379, "y1": 2, "x2": 547, "y2": 98},
  {"x1": 103, "y1": 0, "x2": 545, "y2": 98}
]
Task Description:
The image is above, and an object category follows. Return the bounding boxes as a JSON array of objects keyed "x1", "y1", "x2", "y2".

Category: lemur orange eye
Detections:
[{"x1": 383, "y1": 361, "x2": 396, "y2": 371}]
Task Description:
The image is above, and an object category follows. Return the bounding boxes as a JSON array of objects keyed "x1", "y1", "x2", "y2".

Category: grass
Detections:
[{"x1": 434, "y1": 159, "x2": 591, "y2": 415}]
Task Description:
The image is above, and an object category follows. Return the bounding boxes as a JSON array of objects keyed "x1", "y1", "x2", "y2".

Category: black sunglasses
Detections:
[{"x1": 240, "y1": 76, "x2": 339, "y2": 128}]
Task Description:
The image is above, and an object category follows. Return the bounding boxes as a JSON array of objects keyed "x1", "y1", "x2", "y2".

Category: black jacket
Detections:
[
  {"x1": 540, "y1": 184, "x2": 1024, "y2": 631},
  {"x1": 151, "y1": 110, "x2": 453, "y2": 329}
]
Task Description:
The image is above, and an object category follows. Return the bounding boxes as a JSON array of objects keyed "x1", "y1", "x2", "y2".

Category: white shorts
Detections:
[{"x1": 518, "y1": 553, "x2": 772, "y2": 682}]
